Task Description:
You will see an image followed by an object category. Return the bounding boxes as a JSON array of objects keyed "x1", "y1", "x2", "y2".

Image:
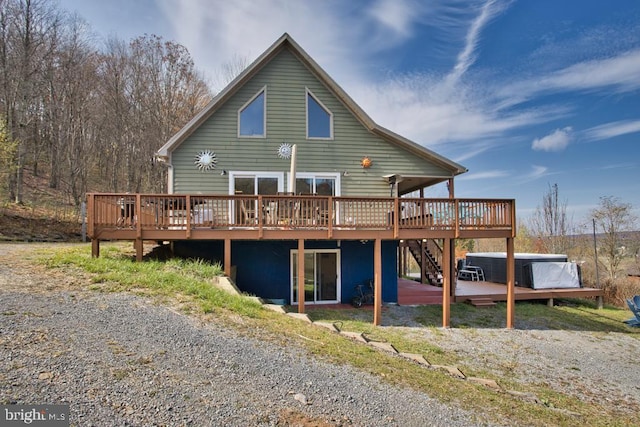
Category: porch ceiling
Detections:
[{"x1": 387, "y1": 175, "x2": 451, "y2": 195}]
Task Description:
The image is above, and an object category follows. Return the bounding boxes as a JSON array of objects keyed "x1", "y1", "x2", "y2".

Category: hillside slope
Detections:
[{"x1": 0, "y1": 169, "x2": 83, "y2": 242}]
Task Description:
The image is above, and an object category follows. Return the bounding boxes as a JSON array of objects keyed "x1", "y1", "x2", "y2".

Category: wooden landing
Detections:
[
  {"x1": 397, "y1": 278, "x2": 443, "y2": 305},
  {"x1": 454, "y1": 280, "x2": 603, "y2": 303},
  {"x1": 397, "y1": 278, "x2": 603, "y2": 306}
]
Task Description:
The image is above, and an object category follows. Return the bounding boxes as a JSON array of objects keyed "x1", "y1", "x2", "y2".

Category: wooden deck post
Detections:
[
  {"x1": 442, "y1": 238, "x2": 451, "y2": 328},
  {"x1": 373, "y1": 238, "x2": 382, "y2": 326},
  {"x1": 86, "y1": 194, "x2": 94, "y2": 241},
  {"x1": 393, "y1": 197, "x2": 399, "y2": 239},
  {"x1": 450, "y1": 238, "x2": 456, "y2": 299},
  {"x1": 506, "y1": 237, "x2": 515, "y2": 328},
  {"x1": 91, "y1": 239, "x2": 100, "y2": 258},
  {"x1": 224, "y1": 238, "x2": 231, "y2": 277},
  {"x1": 134, "y1": 239, "x2": 143, "y2": 262},
  {"x1": 297, "y1": 238, "x2": 305, "y2": 314},
  {"x1": 420, "y1": 240, "x2": 427, "y2": 284}
]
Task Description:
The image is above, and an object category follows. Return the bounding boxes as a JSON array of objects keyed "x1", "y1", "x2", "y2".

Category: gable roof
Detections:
[{"x1": 157, "y1": 33, "x2": 467, "y2": 191}]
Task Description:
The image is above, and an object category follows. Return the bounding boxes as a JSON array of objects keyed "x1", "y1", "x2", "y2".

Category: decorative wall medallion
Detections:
[
  {"x1": 277, "y1": 142, "x2": 292, "y2": 159},
  {"x1": 194, "y1": 150, "x2": 217, "y2": 171},
  {"x1": 361, "y1": 156, "x2": 372, "y2": 168}
]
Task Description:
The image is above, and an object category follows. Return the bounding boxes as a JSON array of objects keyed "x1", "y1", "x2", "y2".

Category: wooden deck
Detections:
[
  {"x1": 397, "y1": 278, "x2": 603, "y2": 306},
  {"x1": 86, "y1": 193, "x2": 521, "y2": 327},
  {"x1": 86, "y1": 193, "x2": 516, "y2": 245}
]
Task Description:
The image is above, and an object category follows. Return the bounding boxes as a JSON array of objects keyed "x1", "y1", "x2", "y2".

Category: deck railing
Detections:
[{"x1": 87, "y1": 193, "x2": 515, "y2": 238}]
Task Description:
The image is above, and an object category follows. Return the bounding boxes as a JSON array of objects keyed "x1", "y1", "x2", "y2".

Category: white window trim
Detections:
[
  {"x1": 290, "y1": 249, "x2": 341, "y2": 304},
  {"x1": 305, "y1": 88, "x2": 333, "y2": 140},
  {"x1": 238, "y1": 86, "x2": 267, "y2": 138},
  {"x1": 228, "y1": 171, "x2": 285, "y2": 194}
]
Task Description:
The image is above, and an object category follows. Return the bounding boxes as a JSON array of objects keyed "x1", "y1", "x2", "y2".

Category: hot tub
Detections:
[{"x1": 464, "y1": 253, "x2": 568, "y2": 287}]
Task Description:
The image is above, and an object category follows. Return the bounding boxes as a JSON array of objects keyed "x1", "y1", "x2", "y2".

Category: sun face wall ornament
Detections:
[
  {"x1": 194, "y1": 150, "x2": 217, "y2": 171},
  {"x1": 277, "y1": 142, "x2": 292, "y2": 159},
  {"x1": 361, "y1": 156, "x2": 372, "y2": 168}
]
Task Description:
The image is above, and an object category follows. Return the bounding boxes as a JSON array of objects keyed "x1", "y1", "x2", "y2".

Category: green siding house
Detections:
[
  {"x1": 88, "y1": 33, "x2": 521, "y2": 327},
  {"x1": 154, "y1": 33, "x2": 468, "y2": 307}
]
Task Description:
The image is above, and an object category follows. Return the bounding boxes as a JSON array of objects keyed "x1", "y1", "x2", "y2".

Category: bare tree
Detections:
[
  {"x1": 211, "y1": 53, "x2": 249, "y2": 92},
  {"x1": 90, "y1": 34, "x2": 212, "y2": 194},
  {"x1": 0, "y1": 0, "x2": 61, "y2": 203},
  {"x1": 127, "y1": 34, "x2": 211, "y2": 192},
  {"x1": 0, "y1": 2, "x2": 212, "y2": 204},
  {"x1": 592, "y1": 196, "x2": 638, "y2": 282},
  {"x1": 40, "y1": 13, "x2": 98, "y2": 205},
  {"x1": 0, "y1": 117, "x2": 17, "y2": 198},
  {"x1": 94, "y1": 37, "x2": 132, "y2": 192},
  {"x1": 529, "y1": 183, "x2": 573, "y2": 254}
]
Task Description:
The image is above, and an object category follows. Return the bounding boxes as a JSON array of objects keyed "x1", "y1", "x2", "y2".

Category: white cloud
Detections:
[
  {"x1": 544, "y1": 49, "x2": 640, "y2": 93},
  {"x1": 446, "y1": 0, "x2": 508, "y2": 85},
  {"x1": 498, "y1": 49, "x2": 640, "y2": 107},
  {"x1": 351, "y1": 74, "x2": 560, "y2": 151},
  {"x1": 158, "y1": 0, "x2": 365, "y2": 86},
  {"x1": 457, "y1": 170, "x2": 510, "y2": 181},
  {"x1": 532, "y1": 127, "x2": 573, "y2": 152},
  {"x1": 597, "y1": 162, "x2": 637, "y2": 171},
  {"x1": 368, "y1": 0, "x2": 419, "y2": 40},
  {"x1": 583, "y1": 119, "x2": 640, "y2": 142},
  {"x1": 526, "y1": 165, "x2": 550, "y2": 181}
]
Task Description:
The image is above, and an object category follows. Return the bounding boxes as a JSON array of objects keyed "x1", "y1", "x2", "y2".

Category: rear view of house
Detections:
[{"x1": 87, "y1": 33, "x2": 517, "y2": 327}]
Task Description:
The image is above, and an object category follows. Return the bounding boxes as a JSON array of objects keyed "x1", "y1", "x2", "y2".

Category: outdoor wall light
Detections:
[
  {"x1": 220, "y1": 170, "x2": 227, "y2": 176},
  {"x1": 343, "y1": 170, "x2": 349, "y2": 176}
]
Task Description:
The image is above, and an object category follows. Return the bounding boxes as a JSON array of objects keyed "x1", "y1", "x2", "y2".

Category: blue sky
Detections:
[{"x1": 59, "y1": 0, "x2": 640, "y2": 225}]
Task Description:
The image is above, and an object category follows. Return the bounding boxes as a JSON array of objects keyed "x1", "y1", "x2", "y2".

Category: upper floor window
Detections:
[
  {"x1": 239, "y1": 87, "x2": 266, "y2": 137},
  {"x1": 306, "y1": 89, "x2": 332, "y2": 139}
]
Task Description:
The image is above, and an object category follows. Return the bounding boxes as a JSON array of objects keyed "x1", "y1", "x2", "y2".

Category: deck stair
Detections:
[
  {"x1": 467, "y1": 297, "x2": 497, "y2": 308},
  {"x1": 405, "y1": 239, "x2": 442, "y2": 286}
]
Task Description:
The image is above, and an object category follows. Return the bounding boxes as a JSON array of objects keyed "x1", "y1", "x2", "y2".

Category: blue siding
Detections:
[
  {"x1": 233, "y1": 241, "x2": 294, "y2": 300},
  {"x1": 340, "y1": 240, "x2": 398, "y2": 303},
  {"x1": 173, "y1": 240, "x2": 398, "y2": 304}
]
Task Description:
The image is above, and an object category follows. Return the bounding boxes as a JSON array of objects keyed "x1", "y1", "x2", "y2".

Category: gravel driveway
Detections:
[
  {"x1": 0, "y1": 243, "x2": 488, "y2": 426},
  {"x1": 2, "y1": 243, "x2": 639, "y2": 426}
]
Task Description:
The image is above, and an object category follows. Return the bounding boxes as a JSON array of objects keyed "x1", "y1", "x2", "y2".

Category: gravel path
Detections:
[
  {"x1": 406, "y1": 325, "x2": 640, "y2": 413},
  {"x1": 0, "y1": 244, "x2": 489, "y2": 426}
]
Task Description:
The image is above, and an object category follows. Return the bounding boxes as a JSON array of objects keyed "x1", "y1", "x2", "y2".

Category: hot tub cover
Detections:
[{"x1": 531, "y1": 262, "x2": 580, "y2": 289}]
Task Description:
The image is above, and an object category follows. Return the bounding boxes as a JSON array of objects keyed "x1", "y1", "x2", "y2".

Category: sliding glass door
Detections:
[
  {"x1": 230, "y1": 172, "x2": 283, "y2": 223},
  {"x1": 291, "y1": 250, "x2": 340, "y2": 304}
]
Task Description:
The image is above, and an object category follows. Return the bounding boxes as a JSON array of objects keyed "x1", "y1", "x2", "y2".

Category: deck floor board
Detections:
[{"x1": 397, "y1": 278, "x2": 602, "y2": 305}]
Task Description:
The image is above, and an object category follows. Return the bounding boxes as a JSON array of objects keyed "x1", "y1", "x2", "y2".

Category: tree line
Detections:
[{"x1": 0, "y1": 0, "x2": 213, "y2": 207}]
